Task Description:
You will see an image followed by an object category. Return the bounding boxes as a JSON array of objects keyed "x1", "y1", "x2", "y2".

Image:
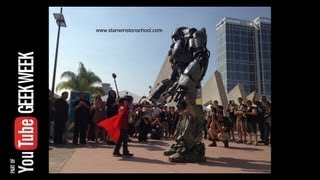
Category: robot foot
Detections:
[
  {"x1": 164, "y1": 144, "x2": 179, "y2": 156},
  {"x1": 168, "y1": 142, "x2": 206, "y2": 163}
]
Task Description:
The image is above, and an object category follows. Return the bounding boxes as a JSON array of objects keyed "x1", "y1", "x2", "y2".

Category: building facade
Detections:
[{"x1": 216, "y1": 17, "x2": 271, "y2": 100}]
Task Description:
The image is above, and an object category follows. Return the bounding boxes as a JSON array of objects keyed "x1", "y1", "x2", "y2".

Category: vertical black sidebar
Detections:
[{"x1": 1, "y1": 1, "x2": 48, "y2": 176}]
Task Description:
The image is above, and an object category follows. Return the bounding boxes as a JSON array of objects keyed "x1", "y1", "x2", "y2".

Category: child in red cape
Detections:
[{"x1": 98, "y1": 97, "x2": 134, "y2": 157}]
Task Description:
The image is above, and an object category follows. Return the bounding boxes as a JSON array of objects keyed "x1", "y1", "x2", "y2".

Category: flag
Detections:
[{"x1": 98, "y1": 107, "x2": 124, "y2": 143}]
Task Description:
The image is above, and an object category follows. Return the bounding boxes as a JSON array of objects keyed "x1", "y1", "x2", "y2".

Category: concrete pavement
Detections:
[{"x1": 49, "y1": 138, "x2": 271, "y2": 173}]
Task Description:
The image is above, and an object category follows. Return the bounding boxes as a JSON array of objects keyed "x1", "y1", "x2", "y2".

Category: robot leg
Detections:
[
  {"x1": 173, "y1": 59, "x2": 204, "y2": 109},
  {"x1": 178, "y1": 59, "x2": 204, "y2": 90}
]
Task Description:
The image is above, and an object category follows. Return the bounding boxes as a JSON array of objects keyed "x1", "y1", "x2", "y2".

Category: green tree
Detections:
[{"x1": 56, "y1": 62, "x2": 105, "y2": 96}]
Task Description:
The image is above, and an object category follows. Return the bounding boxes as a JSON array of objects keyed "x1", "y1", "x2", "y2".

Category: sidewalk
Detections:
[{"x1": 49, "y1": 138, "x2": 271, "y2": 173}]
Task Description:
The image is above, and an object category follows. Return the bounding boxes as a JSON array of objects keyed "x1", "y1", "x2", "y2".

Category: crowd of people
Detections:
[
  {"x1": 49, "y1": 89, "x2": 271, "y2": 157},
  {"x1": 205, "y1": 91, "x2": 271, "y2": 148}
]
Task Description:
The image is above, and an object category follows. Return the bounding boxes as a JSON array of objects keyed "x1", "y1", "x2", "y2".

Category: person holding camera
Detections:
[
  {"x1": 208, "y1": 110, "x2": 231, "y2": 148},
  {"x1": 73, "y1": 92, "x2": 91, "y2": 145},
  {"x1": 235, "y1": 97, "x2": 247, "y2": 143},
  {"x1": 91, "y1": 95, "x2": 106, "y2": 143}
]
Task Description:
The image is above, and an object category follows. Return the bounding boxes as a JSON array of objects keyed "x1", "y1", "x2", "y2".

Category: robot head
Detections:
[
  {"x1": 171, "y1": 27, "x2": 187, "y2": 42},
  {"x1": 189, "y1": 28, "x2": 207, "y2": 49}
]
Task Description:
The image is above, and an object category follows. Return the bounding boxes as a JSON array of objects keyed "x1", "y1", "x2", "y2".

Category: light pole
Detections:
[
  {"x1": 51, "y1": 7, "x2": 67, "y2": 97},
  {"x1": 148, "y1": 85, "x2": 152, "y2": 95},
  {"x1": 112, "y1": 73, "x2": 120, "y2": 99}
]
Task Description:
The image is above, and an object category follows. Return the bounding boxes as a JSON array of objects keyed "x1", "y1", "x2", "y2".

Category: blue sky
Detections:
[{"x1": 49, "y1": 7, "x2": 271, "y2": 97}]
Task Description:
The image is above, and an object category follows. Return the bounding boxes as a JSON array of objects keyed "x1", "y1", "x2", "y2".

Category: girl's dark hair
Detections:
[
  {"x1": 125, "y1": 95, "x2": 133, "y2": 101},
  {"x1": 108, "y1": 90, "x2": 116, "y2": 97},
  {"x1": 118, "y1": 97, "x2": 127, "y2": 105}
]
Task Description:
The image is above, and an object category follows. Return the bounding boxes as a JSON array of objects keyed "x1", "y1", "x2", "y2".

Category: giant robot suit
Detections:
[{"x1": 150, "y1": 27, "x2": 210, "y2": 162}]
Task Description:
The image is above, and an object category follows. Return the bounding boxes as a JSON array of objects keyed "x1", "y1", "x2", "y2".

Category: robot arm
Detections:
[
  {"x1": 173, "y1": 28, "x2": 210, "y2": 105},
  {"x1": 149, "y1": 27, "x2": 190, "y2": 104},
  {"x1": 189, "y1": 28, "x2": 210, "y2": 82},
  {"x1": 179, "y1": 28, "x2": 210, "y2": 89},
  {"x1": 150, "y1": 27, "x2": 210, "y2": 109}
]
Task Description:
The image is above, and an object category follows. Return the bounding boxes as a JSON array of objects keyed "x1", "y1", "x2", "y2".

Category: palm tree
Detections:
[{"x1": 56, "y1": 62, "x2": 105, "y2": 96}]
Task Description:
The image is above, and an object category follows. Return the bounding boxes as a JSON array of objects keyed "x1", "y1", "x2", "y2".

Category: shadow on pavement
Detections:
[
  {"x1": 49, "y1": 143, "x2": 108, "y2": 149},
  {"x1": 130, "y1": 139, "x2": 171, "y2": 146},
  {"x1": 88, "y1": 143, "x2": 115, "y2": 148},
  {"x1": 202, "y1": 156, "x2": 271, "y2": 173},
  {"x1": 226, "y1": 146, "x2": 264, "y2": 151},
  {"x1": 118, "y1": 156, "x2": 172, "y2": 165},
  {"x1": 49, "y1": 143, "x2": 77, "y2": 149},
  {"x1": 129, "y1": 143, "x2": 166, "y2": 151}
]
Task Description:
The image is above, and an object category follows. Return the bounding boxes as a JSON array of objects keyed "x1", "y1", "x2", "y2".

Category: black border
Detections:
[
  {"x1": 49, "y1": 0, "x2": 271, "y2": 6},
  {"x1": 2, "y1": 0, "x2": 48, "y2": 176}
]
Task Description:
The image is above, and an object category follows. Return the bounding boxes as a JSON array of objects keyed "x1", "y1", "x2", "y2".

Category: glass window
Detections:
[
  {"x1": 240, "y1": 30, "x2": 247, "y2": 37},
  {"x1": 243, "y1": 73, "x2": 249, "y2": 80},
  {"x1": 234, "y1": 35, "x2": 240, "y2": 43},
  {"x1": 242, "y1": 64, "x2": 247, "y2": 72},
  {"x1": 249, "y1": 73, "x2": 256, "y2": 81},
  {"x1": 249, "y1": 65, "x2": 255, "y2": 72},
  {"x1": 263, "y1": 51, "x2": 270, "y2": 59},
  {"x1": 264, "y1": 62, "x2": 271, "y2": 70},
  {"x1": 229, "y1": 35, "x2": 233, "y2": 43},
  {"x1": 268, "y1": 35, "x2": 271, "y2": 43},
  {"x1": 234, "y1": 52, "x2": 240, "y2": 60},
  {"x1": 247, "y1": 44, "x2": 253, "y2": 51},
  {"x1": 234, "y1": 44, "x2": 240, "y2": 52},
  {"x1": 235, "y1": 72, "x2": 240, "y2": 79},
  {"x1": 226, "y1": 35, "x2": 230, "y2": 42},
  {"x1": 262, "y1": 42, "x2": 268, "y2": 49},
  {"x1": 226, "y1": 43, "x2": 231, "y2": 51},
  {"x1": 244, "y1": 53, "x2": 249, "y2": 61},
  {"x1": 262, "y1": 34, "x2": 268, "y2": 42},
  {"x1": 241, "y1": 45, "x2": 248, "y2": 52},
  {"x1": 227, "y1": 51, "x2": 231, "y2": 59},
  {"x1": 261, "y1": 28, "x2": 267, "y2": 34},
  {"x1": 242, "y1": 55, "x2": 247, "y2": 63},
  {"x1": 243, "y1": 64, "x2": 249, "y2": 72},
  {"x1": 229, "y1": 72, "x2": 234, "y2": 80},
  {"x1": 233, "y1": 29, "x2": 240, "y2": 36},
  {"x1": 264, "y1": 72, "x2": 270, "y2": 80},
  {"x1": 241, "y1": 36, "x2": 247, "y2": 44},
  {"x1": 227, "y1": 64, "x2": 231, "y2": 71}
]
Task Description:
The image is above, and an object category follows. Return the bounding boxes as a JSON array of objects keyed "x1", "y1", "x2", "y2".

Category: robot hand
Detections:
[
  {"x1": 149, "y1": 78, "x2": 178, "y2": 104},
  {"x1": 173, "y1": 88, "x2": 187, "y2": 108}
]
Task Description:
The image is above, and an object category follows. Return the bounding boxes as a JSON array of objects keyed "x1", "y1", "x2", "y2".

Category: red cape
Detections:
[{"x1": 98, "y1": 107, "x2": 124, "y2": 143}]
